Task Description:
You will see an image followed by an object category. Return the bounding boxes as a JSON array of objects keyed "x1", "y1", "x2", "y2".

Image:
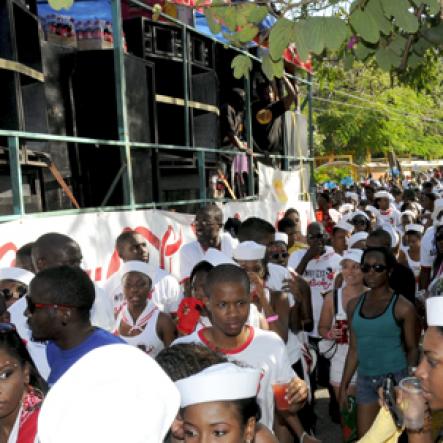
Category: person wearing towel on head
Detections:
[
  {"x1": 114, "y1": 261, "x2": 176, "y2": 357},
  {"x1": 175, "y1": 362, "x2": 263, "y2": 443},
  {"x1": 374, "y1": 191, "x2": 401, "y2": 227},
  {"x1": 37, "y1": 344, "x2": 180, "y2": 443}
]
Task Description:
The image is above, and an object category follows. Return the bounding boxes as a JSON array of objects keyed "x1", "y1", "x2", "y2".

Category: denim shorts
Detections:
[{"x1": 356, "y1": 368, "x2": 408, "y2": 404}]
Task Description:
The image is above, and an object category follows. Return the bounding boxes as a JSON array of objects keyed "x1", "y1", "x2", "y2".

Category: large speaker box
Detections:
[{"x1": 67, "y1": 50, "x2": 155, "y2": 207}]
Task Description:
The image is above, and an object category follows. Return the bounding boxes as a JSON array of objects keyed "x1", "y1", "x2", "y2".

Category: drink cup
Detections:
[
  {"x1": 335, "y1": 319, "x2": 348, "y2": 344},
  {"x1": 315, "y1": 210, "x2": 324, "y2": 222},
  {"x1": 272, "y1": 380, "x2": 290, "y2": 411},
  {"x1": 399, "y1": 377, "x2": 425, "y2": 431}
]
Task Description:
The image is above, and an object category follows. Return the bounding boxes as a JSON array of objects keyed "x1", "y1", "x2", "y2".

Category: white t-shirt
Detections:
[
  {"x1": 421, "y1": 226, "x2": 435, "y2": 268},
  {"x1": 376, "y1": 207, "x2": 401, "y2": 227},
  {"x1": 173, "y1": 326, "x2": 296, "y2": 430},
  {"x1": 178, "y1": 234, "x2": 238, "y2": 281},
  {"x1": 104, "y1": 266, "x2": 182, "y2": 316},
  {"x1": 288, "y1": 246, "x2": 342, "y2": 337}
]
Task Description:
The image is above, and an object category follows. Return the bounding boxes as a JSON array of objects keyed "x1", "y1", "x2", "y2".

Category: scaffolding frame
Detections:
[{"x1": 0, "y1": 0, "x2": 315, "y2": 223}]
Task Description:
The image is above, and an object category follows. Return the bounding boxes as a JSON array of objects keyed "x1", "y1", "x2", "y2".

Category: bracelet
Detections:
[
  {"x1": 266, "y1": 314, "x2": 279, "y2": 323},
  {"x1": 300, "y1": 431, "x2": 308, "y2": 443}
]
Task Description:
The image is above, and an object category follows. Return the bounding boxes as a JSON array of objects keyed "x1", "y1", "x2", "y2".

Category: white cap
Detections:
[
  {"x1": 351, "y1": 210, "x2": 370, "y2": 221},
  {"x1": 426, "y1": 297, "x2": 443, "y2": 326},
  {"x1": 204, "y1": 248, "x2": 237, "y2": 267},
  {"x1": 401, "y1": 210, "x2": 416, "y2": 219},
  {"x1": 274, "y1": 232, "x2": 289, "y2": 244},
  {"x1": 405, "y1": 224, "x2": 424, "y2": 234},
  {"x1": 345, "y1": 192, "x2": 359, "y2": 202},
  {"x1": 339, "y1": 203, "x2": 354, "y2": 214},
  {"x1": 233, "y1": 241, "x2": 266, "y2": 261},
  {"x1": 432, "y1": 199, "x2": 443, "y2": 221},
  {"x1": 0, "y1": 267, "x2": 35, "y2": 286},
  {"x1": 120, "y1": 260, "x2": 155, "y2": 282},
  {"x1": 38, "y1": 344, "x2": 180, "y2": 443},
  {"x1": 374, "y1": 190, "x2": 392, "y2": 200},
  {"x1": 340, "y1": 248, "x2": 363, "y2": 265},
  {"x1": 381, "y1": 224, "x2": 400, "y2": 248},
  {"x1": 347, "y1": 231, "x2": 368, "y2": 248},
  {"x1": 175, "y1": 363, "x2": 261, "y2": 408},
  {"x1": 334, "y1": 219, "x2": 354, "y2": 234}
]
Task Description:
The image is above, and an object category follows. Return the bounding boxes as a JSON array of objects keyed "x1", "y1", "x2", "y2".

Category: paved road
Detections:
[{"x1": 314, "y1": 389, "x2": 343, "y2": 442}]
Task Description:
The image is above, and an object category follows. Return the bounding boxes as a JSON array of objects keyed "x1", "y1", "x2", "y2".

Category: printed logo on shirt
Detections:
[{"x1": 304, "y1": 267, "x2": 335, "y2": 290}]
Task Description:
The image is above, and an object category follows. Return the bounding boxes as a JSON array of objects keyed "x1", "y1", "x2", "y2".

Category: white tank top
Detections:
[{"x1": 116, "y1": 302, "x2": 164, "y2": 358}]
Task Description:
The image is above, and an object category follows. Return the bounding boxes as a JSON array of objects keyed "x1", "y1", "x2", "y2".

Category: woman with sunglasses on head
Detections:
[
  {"x1": 0, "y1": 323, "x2": 47, "y2": 443},
  {"x1": 339, "y1": 246, "x2": 419, "y2": 438}
]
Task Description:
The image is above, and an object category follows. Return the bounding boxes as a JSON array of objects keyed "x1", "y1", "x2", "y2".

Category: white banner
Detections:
[
  {"x1": 258, "y1": 162, "x2": 310, "y2": 203},
  {"x1": 0, "y1": 200, "x2": 313, "y2": 282}
]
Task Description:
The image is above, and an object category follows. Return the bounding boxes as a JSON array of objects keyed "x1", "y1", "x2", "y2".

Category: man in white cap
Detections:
[
  {"x1": 38, "y1": 344, "x2": 180, "y2": 443},
  {"x1": 179, "y1": 204, "x2": 238, "y2": 285},
  {"x1": 419, "y1": 198, "x2": 443, "y2": 290},
  {"x1": 172, "y1": 264, "x2": 308, "y2": 437},
  {"x1": 104, "y1": 230, "x2": 181, "y2": 317},
  {"x1": 374, "y1": 190, "x2": 401, "y2": 227}
]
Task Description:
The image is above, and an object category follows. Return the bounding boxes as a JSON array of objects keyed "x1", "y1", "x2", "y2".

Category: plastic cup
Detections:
[
  {"x1": 315, "y1": 210, "x2": 324, "y2": 222},
  {"x1": 272, "y1": 380, "x2": 290, "y2": 411},
  {"x1": 399, "y1": 377, "x2": 425, "y2": 431}
]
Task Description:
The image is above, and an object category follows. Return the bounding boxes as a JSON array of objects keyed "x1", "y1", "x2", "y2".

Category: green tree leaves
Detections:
[{"x1": 231, "y1": 54, "x2": 252, "y2": 79}]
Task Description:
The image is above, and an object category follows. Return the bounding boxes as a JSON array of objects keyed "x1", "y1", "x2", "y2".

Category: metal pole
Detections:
[
  {"x1": 7, "y1": 136, "x2": 25, "y2": 216},
  {"x1": 111, "y1": 0, "x2": 135, "y2": 208},
  {"x1": 244, "y1": 76, "x2": 254, "y2": 197},
  {"x1": 307, "y1": 72, "x2": 316, "y2": 203},
  {"x1": 183, "y1": 26, "x2": 206, "y2": 202}
]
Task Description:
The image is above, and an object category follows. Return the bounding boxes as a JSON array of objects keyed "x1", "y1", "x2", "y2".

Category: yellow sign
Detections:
[{"x1": 48, "y1": 0, "x2": 73, "y2": 11}]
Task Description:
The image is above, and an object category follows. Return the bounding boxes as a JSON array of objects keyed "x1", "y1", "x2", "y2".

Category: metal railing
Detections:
[{"x1": 0, "y1": 0, "x2": 315, "y2": 223}]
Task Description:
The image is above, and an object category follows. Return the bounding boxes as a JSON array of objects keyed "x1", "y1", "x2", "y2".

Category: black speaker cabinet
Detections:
[{"x1": 67, "y1": 50, "x2": 155, "y2": 207}]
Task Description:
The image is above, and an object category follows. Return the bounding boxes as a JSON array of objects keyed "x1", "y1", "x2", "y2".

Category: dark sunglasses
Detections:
[
  {"x1": 26, "y1": 297, "x2": 76, "y2": 314},
  {"x1": 307, "y1": 233, "x2": 326, "y2": 240},
  {"x1": 360, "y1": 263, "x2": 387, "y2": 273},
  {"x1": 270, "y1": 252, "x2": 289, "y2": 260}
]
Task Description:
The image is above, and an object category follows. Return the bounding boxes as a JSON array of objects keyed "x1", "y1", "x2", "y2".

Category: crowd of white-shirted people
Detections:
[{"x1": 3, "y1": 170, "x2": 443, "y2": 443}]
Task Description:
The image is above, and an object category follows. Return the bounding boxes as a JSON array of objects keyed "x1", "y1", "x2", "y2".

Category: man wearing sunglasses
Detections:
[{"x1": 26, "y1": 265, "x2": 123, "y2": 386}]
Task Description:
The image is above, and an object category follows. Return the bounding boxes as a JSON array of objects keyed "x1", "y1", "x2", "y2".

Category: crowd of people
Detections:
[{"x1": 2, "y1": 171, "x2": 443, "y2": 442}]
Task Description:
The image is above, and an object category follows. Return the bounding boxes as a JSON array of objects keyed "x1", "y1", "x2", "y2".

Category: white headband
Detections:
[
  {"x1": 427, "y1": 297, "x2": 443, "y2": 326},
  {"x1": 334, "y1": 219, "x2": 354, "y2": 234},
  {"x1": 347, "y1": 231, "x2": 368, "y2": 248},
  {"x1": 120, "y1": 261, "x2": 155, "y2": 282},
  {"x1": 175, "y1": 363, "x2": 261, "y2": 408},
  {"x1": 401, "y1": 210, "x2": 416, "y2": 219},
  {"x1": 340, "y1": 248, "x2": 363, "y2": 265},
  {"x1": 233, "y1": 241, "x2": 266, "y2": 261},
  {"x1": 374, "y1": 190, "x2": 392, "y2": 200},
  {"x1": 0, "y1": 267, "x2": 35, "y2": 286},
  {"x1": 274, "y1": 232, "x2": 289, "y2": 245},
  {"x1": 405, "y1": 224, "x2": 424, "y2": 234},
  {"x1": 351, "y1": 210, "x2": 370, "y2": 221},
  {"x1": 339, "y1": 204, "x2": 354, "y2": 214}
]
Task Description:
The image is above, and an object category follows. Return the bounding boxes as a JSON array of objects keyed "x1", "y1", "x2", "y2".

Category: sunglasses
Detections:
[
  {"x1": 360, "y1": 263, "x2": 387, "y2": 273},
  {"x1": 270, "y1": 252, "x2": 289, "y2": 260},
  {"x1": 26, "y1": 297, "x2": 76, "y2": 314}
]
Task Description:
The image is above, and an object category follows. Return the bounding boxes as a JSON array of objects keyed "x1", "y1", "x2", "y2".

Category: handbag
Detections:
[{"x1": 318, "y1": 289, "x2": 338, "y2": 360}]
